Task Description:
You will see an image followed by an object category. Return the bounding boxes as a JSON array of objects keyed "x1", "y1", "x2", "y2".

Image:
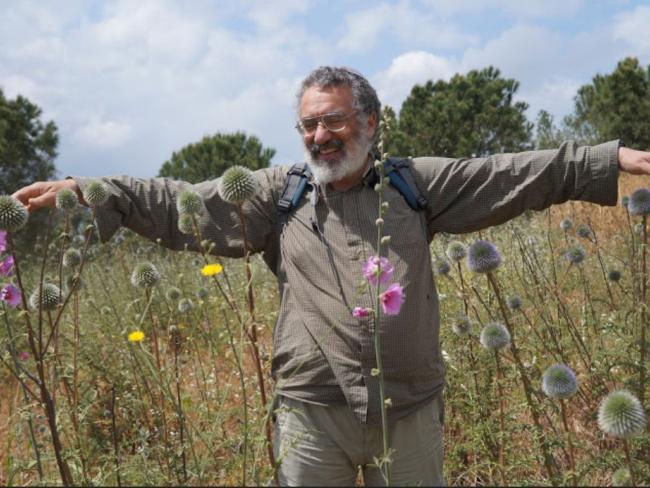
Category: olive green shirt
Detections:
[{"x1": 76, "y1": 140, "x2": 620, "y2": 425}]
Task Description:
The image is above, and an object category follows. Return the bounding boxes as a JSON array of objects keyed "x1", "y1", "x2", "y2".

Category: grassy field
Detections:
[{"x1": 1, "y1": 173, "x2": 649, "y2": 486}]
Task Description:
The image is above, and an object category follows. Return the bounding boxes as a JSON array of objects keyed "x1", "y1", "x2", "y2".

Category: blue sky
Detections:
[{"x1": 2, "y1": 0, "x2": 649, "y2": 179}]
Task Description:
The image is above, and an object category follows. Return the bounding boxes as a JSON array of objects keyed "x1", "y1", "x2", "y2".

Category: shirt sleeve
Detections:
[
  {"x1": 73, "y1": 166, "x2": 287, "y2": 258},
  {"x1": 411, "y1": 140, "x2": 620, "y2": 236}
]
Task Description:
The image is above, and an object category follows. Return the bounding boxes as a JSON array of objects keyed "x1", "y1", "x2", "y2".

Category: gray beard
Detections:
[{"x1": 305, "y1": 133, "x2": 372, "y2": 186}]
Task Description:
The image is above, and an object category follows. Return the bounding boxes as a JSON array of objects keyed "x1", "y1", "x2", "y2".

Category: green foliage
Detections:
[
  {"x1": 391, "y1": 67, "x2": 533, "y2": 158},
  {"x1": 565, "y1": 57, "x2": 650, "y2": 149},
  {"x1": 0, "y1": 89, "x2": 58, "y2": 194},
  {"x1": 158, "y1": 132, "x2": 275, "y2": 183},
  {"x1": 534, "y1": 110, "x2": 568, "y2": 150}
]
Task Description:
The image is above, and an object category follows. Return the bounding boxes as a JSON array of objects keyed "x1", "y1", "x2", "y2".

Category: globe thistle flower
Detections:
[
  {"x1": 55, "y1": 188, "x2": 78, "y2": 212},
  {"x1": 165, "y1": 286, "x2": 181, "y2": 301},
  {"x1": 480, "y1": 322, "x2": 511, "y2": 351},
  {"x1": 130, "y1": 262, "x2": 161, "y2": 288},
  {"x1": 612, "y1": 468, "x2": 631, "y2": 487},
  {"x1": 178, "y1": 298, "x2": 193, "y2": 313},
  {"x1": 66, "y1": 274, "x2": 82, "y2": 291},
  {"x1": 560, "y1": 218, "x2": 573, "y2": 231},
  {"x1": 467, "y1": 240, "x2": 502, "y2": 273},
  {"x1": 446, "y1": 241, "x2": 467, "y2": 262},
  {"x1": 628, "y1": 188, "x2": 650, "y2": 216},
  {"x1": 451, "y1": 315, "x2": 472, "y2": 336},
  {"x1": 597, "y1": 390, "x2": 647, "y2": 438},
  {"x1": 576, "y1": 224, "x2": 593, "y2": 240},
  {"x1": 29, "y1": 283, "x2": 61, "y2": 311},
  {"x1": 0, "y1": 195, "x2": 29, "y2": 232},
  {"x1": 63, "y1": 248, "x2": 82, "y2": 267},
  {"x1": 176, "y1": 190, "x2": 203, "y2": 215},
  {"x1": 82, "y1": 181, "x2": 109, "y2": 207},
  {"x1": 432, "y1": 258, "x2": 451, "y2": 276},
  {"x1": 196, "y1": 287, "x2": 209, "y2": 299},
  {"x1": 506, "y1": 295, "x2": 522, "y2": 311},
  {"x1": 608, "y1": 269, "x2": 622, "y2": 282},
  {"x1": 541, "y1": 363, "x2": 578, "y2": 400},
  {"x1": 565, "y1": 245, "x2": 586, "y2": 265},
  {"x1": 178, "y1": 213, "x2": 194, "y2": 235},
  {"x1": 217, "y1": 165, "x2": 260, "y2": 204},
  {"x1": 621, "y1": 196, "x2": 630, "y2": 208}
]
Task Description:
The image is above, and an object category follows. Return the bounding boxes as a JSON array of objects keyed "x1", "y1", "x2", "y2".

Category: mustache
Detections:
[{"x1": 309, "y1": 139, "x2": 344, "y2": 158}]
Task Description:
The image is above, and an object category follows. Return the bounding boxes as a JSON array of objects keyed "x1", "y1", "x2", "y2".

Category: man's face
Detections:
[{"x1": 298, "y1": 84, "x2": 376, "y2": 185}]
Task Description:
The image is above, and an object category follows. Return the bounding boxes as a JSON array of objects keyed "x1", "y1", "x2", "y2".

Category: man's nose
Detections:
[{"x1": 312, "y1": 123, "x2": 332, "y2": 145}]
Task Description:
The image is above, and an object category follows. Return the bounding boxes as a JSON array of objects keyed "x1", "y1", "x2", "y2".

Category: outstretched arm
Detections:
[
  {"x1": 618, "y1": 146, "x2": 650, "y2": 175},
  {"x1": 12, "y1": 179, "x2": 86, "y2": 212}
]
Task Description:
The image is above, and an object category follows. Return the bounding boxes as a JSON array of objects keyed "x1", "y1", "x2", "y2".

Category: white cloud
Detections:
[
  {"x1": 613, "y1": 6, "x2": 650, "y2": 56},
  {"x1": 520, "y1": 77, "x2": 582, "y2": 122},
  {"x1": 423, "y1": 0, "x2": 584, "y2": 18},
  {"x1": 374, "y1": 51, "x2": 456, "y2": 110},
  {"x1": 0, "y1": 75, "x2": 41, "y2": 101},
  {"x1": 337, "y1": 2, "x2": 477, "y2": 53},
  {"x1": 73, "y1": 117, "x2": 133, "y2": 148}
]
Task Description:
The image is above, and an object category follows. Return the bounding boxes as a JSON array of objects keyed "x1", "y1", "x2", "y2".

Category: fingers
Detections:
[{"x1": 11, "y1": 180, "x2": 78, "y2": 213}]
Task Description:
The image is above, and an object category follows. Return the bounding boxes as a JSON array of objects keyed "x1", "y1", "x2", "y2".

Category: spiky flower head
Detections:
[
  {"x1": 217, "y1": 165, "x2": 259, "y2": 204},
  {"x1": 597, "y1": 390, "x2": 647, "y2": 438},
  {"x1": 565, "y1": 245, "x2": 586, "y2": 265},
  {"x1": 178, "y1": 298, "x2": 193, "y2": 313},
  {"x1": 165, "y1": 286, "x2": 181, "y2": 301},
  {"x1": 432, "y1": 258, "x2": 451, "y2": 276},
  {"x1": 480, "y1": 322, "x2": 511, "y2": 351},
  {"x1": 451, "y1": 315, "x2": 472, "y2": 336},
  {"x1": 576, "y1": 224, "x2": 593, "y2": 240},
  {"x1": 608, "y1": 269, "x2": 622, "y2": 282},
  {"x1": 55, "y1": 188, "x2": 78, "y2": 212},
  {"x1": 176, "y1": 190, "x2": 203, "y2": 215},
  {"x1": 560, "y1": 218, "x2": 573, "y2": 231},
  {"x1": 130, "y1": 262, "x2": 161, "y2": 288},
  {"x1": 0, "y1": 195, "x2": 29, "y2": 232},
  {"x1": 621, "y1": 196, "x2": 630, "y2": 208},
  {"x1": 178, "y1": 213, "x2": 194, "y2": 235},
  {"x1": 446, "y1": 241, "x2": 467, "y2": 262},
  {"x1": 467, "y1": 239, "x2": 502, "y2": 273},
  {"x1": 29, "y1": 283, "x2": 61, "y2": 311},
  {"x1": 629, "y1": 188, "x2": 650, "y2": 216},
  {"x1": 196, "y1": 287, "x2": 209, "y2": 299},
  {"x1": 541, "y1": 363, "x2": 578, "y2": 400},
  {"x1": 63, "y1": 248, "x2": 82, "y2": 267},
  {"x1": 612, "y1": 468, "x2": 631, "y2": 487},
  {"x1": 66, "y1": 274, "x2": 82, "y2": 290},
  {"x1": 506, "y1": 295, "x2": 522, "y2": 311},
  {"x1": 82, "y1": 181, "x2": 109, "y2": 207}
]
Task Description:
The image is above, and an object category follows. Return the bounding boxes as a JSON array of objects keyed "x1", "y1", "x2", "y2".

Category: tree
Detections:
[
  {"x1": 0, "y1": 89, "x2": 58, "y2": 194},
  {"x1": 534, "y1": 110, "x2": 567, "y2": 150},
  {"x1": 393, "y1": 67, "x2": 533, "y2": 158},
  {"x1": 565, "y1": 57, "x2": 650, "y2": 149},
  {"x1": 158, "y1": 131, "x2": 275, "y2": 183}
]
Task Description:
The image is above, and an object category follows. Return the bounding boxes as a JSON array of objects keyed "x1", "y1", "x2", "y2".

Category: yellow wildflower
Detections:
[
  {"x1": 201, "y1": 263, "x2": 223, "y2": 276},
  {"x1": 128, "y1": 330, "x2": 145, "y2": 342}
]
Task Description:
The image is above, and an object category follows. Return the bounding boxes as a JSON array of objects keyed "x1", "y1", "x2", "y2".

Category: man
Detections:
[{"x1": 14, "y1": 66, "x2": 650, "y2": 486}]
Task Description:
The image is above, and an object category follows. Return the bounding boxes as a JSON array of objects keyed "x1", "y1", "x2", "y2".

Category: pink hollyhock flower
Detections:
[
  {"x1": 352, "y1": 307, "x2": 371, "y2": 318},
  {"x1": 362, "y1": 256, "x2": 394, "y2": 285},
  {"x1": 19, "y1": 351, "x2": 29, "y2": 361},
  {"x1": 0, "y1": 231, "x2": 6, "y2": 252},
  {"x1": 380, "y1": 283, "x2": 405, "y2": 316},
  {"x1": 0, "y1": 256, "x2": 14, "y2": 276},
  {"x1": 1, "y1": 283, "x2": 21, "y2": 308}
]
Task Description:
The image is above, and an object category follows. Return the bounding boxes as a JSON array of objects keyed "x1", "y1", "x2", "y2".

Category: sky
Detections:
[{"x1": 2, "y1": 0, "x2": 650, "y2": 178}]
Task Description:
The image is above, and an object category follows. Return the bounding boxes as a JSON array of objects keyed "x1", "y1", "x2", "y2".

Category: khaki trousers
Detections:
[{"x1": 273, "y1": 395, "x2": 445, "y2": 486}]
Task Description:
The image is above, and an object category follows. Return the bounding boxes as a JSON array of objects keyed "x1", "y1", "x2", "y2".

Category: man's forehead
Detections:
[{"x1": 299, "y1": 84, "x2": 353, "y2": 116}]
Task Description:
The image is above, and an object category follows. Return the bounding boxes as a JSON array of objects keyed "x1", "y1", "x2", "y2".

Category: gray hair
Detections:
[{"x1": 296, "y1": 66, "x2": 381, "y2": 142}]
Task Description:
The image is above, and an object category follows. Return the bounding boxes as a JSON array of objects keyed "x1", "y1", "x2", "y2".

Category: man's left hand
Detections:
[{"x1": 619, "y1": 146, "x2": 650, "y2": 175}]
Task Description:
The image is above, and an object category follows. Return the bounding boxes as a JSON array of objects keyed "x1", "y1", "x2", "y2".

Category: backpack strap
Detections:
[
  {"x1": 383, "y1": 157, "x2": 428, "y2": 211},
  {"x1": 277, "y1": 162, "x2": 313, "y2": 213}
]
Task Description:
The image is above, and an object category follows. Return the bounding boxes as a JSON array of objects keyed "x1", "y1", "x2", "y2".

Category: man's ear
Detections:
[{"x1": 366, "y1": 112, "x2": 378, "y2": 138}]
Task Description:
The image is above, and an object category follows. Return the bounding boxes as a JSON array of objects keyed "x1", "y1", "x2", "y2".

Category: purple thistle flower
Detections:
[
  {"x1": 1, "y1": 283, "x2": 21, "y2": 308},
  {"x1": 467, "y1": 239, "x2": 502, "y2": 273},
  {"x1": 380, "y1": 283, "x2": 405, "y2": 316},
  {"x1": 0, "y1": 255, "x2": 14, "y2": 276},
  {"x1": 629, "y1": 188, "x2": 650, "y2": 216},
  {"x1": 362, "y1": 256, "x2": 394, "y2": 285},
  {"x1": 0, "y1": 230, "x2": 6, "y2": 252}
]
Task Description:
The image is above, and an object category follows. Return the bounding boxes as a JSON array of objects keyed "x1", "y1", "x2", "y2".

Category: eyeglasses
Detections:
[{"x1": 295, "y1": 111, "x2": 356, "y2": 135}]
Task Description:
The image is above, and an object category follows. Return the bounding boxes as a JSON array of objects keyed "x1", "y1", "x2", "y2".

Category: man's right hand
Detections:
[{"x1": 12, "y1": 180, "x2": 85, "y2": 213}]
